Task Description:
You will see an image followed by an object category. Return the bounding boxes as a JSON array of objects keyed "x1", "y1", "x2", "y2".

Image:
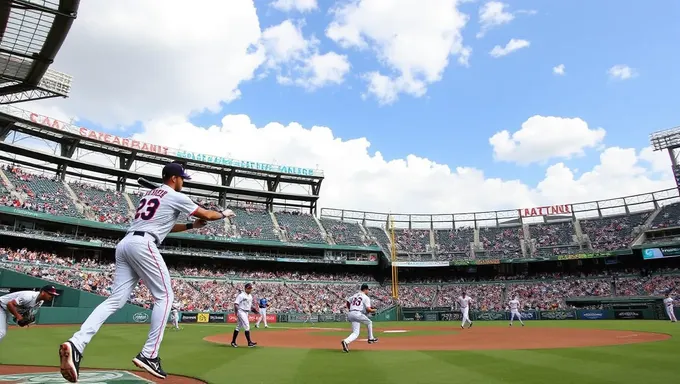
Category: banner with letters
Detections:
[
  {"x1": 438, "y1": 312, "x2": 463, "y2": 321},
  {"x1": 538, "y1": 310, "x2": 576, "y2": 320},
  {"x1": 614, "y1": 310, "x2": 644, "y2": 320},
  {"x1": 577, "y1": 310, "x2": 608, "y2": 320},
  {"x1": 283, "y1": 313, "x2": 318, "y2": 323},
  {"x1": 197, "y1": 313, "x2": 209, "y2": 323},
  {"x1": 518, "y1": 310, "x2": 538, "y2": 320},
  {"x1": 209, "y1": 313, "x2": 226, "y2": 323},
  {"x1": 226, "y1": 313, "x2": 277, "y2": 323},
  {"x1": 180, "y1": 312, "x2": 198, "y2": 323},
  {"x1": 473, "y1": 311, "x2": 506, "y2": 321},
  {"x1": 402, "y1": 311, "x2": 425, "y2": 321}
]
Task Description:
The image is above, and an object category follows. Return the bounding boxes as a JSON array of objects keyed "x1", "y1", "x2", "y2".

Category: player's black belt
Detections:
[{"x1": 130, "y1": 231, "x2": 160, "y2": 245}]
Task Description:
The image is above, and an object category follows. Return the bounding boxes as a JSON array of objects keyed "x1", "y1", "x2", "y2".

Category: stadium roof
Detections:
[{"x1": 0, "y1": 0, "x2": 79, "y2": 104}]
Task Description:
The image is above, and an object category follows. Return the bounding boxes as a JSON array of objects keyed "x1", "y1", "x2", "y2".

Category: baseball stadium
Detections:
[{"x1": 1, "y1": 1, "x2": 679, "y2": 384}]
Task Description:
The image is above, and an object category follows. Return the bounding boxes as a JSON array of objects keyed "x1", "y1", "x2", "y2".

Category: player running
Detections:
[
  {"x1": 168, "y1": 303, "x2": 181, "y2": 331},
  {"x1": 255, "y1": 296, "x2": 270, "y2": 328},
  {"x1": 0, "y1": 285, "x2": 59, "y2": 343},
  {"x1": 664, "y1": 293, "x2": 677, "y2": 322},
  {"x1": 58, "y1": 162, "x2": 235, "y2": 382},
  {"x1": 458, "y1": 292, "x2": 473, "y2": 329},
  {"x1": 508, "y1": 295, "x2": 525, "y2": 326},
  {"x1": 341, "y1": 284, "x2": 377, "y2": 353},
  {"x1": 231, "y1": 283, "x2": 257, "y2": 347}
]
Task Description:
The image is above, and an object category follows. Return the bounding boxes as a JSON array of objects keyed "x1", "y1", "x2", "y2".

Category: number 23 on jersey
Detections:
[{"x1": 135, "y1": 197, "x2": 160, "y2": 220}]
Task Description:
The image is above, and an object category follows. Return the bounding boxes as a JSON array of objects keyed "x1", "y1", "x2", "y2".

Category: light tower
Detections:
[{"x1": 650, "y1": 127, "x2": 680, "y2": 188}]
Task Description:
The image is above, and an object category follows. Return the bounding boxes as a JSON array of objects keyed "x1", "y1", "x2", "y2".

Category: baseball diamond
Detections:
[{"x1": 1, "y1": 1, "x2": 680, "y2": 384}]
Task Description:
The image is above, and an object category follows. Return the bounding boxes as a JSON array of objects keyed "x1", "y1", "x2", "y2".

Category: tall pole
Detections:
[{"x1": 389, "y1": 214, "x2": 398, "y2": 299}]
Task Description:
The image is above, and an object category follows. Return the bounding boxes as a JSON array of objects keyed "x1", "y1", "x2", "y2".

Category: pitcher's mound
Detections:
[
  {"x1": 0, "y1": 365, "x2": 206, "y2": 383},
  {"x1": 205, "y1": 326, "x2": 670, "y2": 351}
]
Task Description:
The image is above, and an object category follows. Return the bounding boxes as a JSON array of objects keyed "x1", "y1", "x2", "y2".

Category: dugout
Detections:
[{"x1": 565, "y1": 296, "x2": 665, "y2": 320}]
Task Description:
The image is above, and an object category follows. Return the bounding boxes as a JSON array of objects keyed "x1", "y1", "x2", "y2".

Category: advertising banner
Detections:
[
  {"x1": 538, "y1": 310, "x2": 576, "y2": 320},
  {"x1": 518, "y1": 311, "x2": 538, "y2": 320},
  {"x1": 402, "y1": 311, "x2": 425, "y2": 321},
  {"x1": 181, "y1": 312, "x2": 198, "y2": 323},
  {"x1": 197, "y1": 313, "x2": 209, "y2": 323},
  {"x1": 423, "y1": 312, "x2": 439, "y2": 321},
  {"x1": 438, "y1": 312, "x2": 463, "y2": 321},
  {"x1": 577, "y1": 310, "x2": 607, "y2": 320},
  {"x1": 318, "y1": 314, "x2": 337, "y2": 322},
  {"x1": 209, "y1": 313, "x2": 226, "y2": 323},
  {"x1": 614, "y1": 310, "x2": 643, "y2": 320},
  {"x1": 473, "y1": 311, "x2": 506, "y2": 321}
]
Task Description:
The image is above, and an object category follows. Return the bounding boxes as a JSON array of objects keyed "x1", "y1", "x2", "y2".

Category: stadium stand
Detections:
[
  {"x1": 529, "y1": 221, "x2": 580, "y2": 256},
  {"x1": 275, "y1": 211, "x2": 326, "y2": 244},
  {"x1": 69, "y1": 181, "x2": 131, "y2": 224},
  {"x1": 478, "y1": 226, "x2": 523, "y2": 258},
  {"x1": 319, "y1": 217, "x2": 367, "y2": 246},
  {"x1": 229, "y1": 205, "x2": 280, "y2": 241},
  {"x1": 434, "y1": 227, "x2": 474, "y2": 257},
  {"x1": 651, "y1": 202, "x2": 680, "y2": 229},
  {"x1": 580, "y1": 211, "x2": 651, "y2": 251},
  {"x1": 2, "y1": 165, "x2": 81, "y2": 217},
  {"x1": 394, "y1": 229, "x2": 431, "y2": 253}
]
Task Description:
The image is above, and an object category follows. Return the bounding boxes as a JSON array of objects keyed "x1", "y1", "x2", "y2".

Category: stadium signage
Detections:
[
  {"x1": 29, "y1": 113, "x2": 170, "y2": 155},
  {"x1": 520, "y1": 204, "x2": 572, "y2": 217},
  {"x1": 26, "y1": 111, "x2": 323, "y2": 177},
  {"x1": 393, "y1": 261, "x2": 449, "y2": 267}
]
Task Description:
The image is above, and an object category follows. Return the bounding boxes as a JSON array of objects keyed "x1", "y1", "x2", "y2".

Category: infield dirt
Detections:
[{"x1": 205, "y1": 326, "x2": 670, "y2": 351}]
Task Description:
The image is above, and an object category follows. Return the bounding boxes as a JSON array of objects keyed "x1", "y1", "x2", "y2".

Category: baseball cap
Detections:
[
  {"x1": 245, "y1": 283, "x2": 253, "y2": 289},
  {"x1": 162, "y1": 162, "x2": 192, "y2": 180},
  {"x1": 40, "y1": 285, "x2": 60, "y2": 296},
  {"x1": 360, "y1": 283, "x2": 369, "y2": 291}
]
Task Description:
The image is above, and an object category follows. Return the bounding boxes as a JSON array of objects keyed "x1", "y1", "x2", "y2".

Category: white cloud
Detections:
[
  {"x1": 32, "y1": 0, "x2": 267, "y2": 128},
  {"x1": 489, "y1": 38, "x2": 530, "y2": 58},
  {"x1": 553, "y1": 64, "x2": 565, "y2": 75},
  {"x1": 476, "y1": 1, "x2": 514, "y2": 38},
  {"x1": 608, "y1": 64, "x2": 637, "y2": 80},
  {"x1": 271, "y1": 0, "x2": 318, "y2": 13},
  {"x1": 261, "y1": 20, "x2": 351, "y2": 90},
  {"x1": 326, "y1": 0, "x2": 471, "y2": 105},
  {"x1": 489, "y1": 116, "x2": 607, "y2": 165}
]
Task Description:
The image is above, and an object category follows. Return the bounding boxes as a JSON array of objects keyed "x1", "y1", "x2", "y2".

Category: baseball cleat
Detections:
[
  {"x1": 461, "y1": 325, "x2": 464, "y2": 329},
  {"x1": 341, "y1": 340, "x2": 349, "y2": 353},
  {"x1": 132, "y1": 353, "x2": 167, "y2": 379},
  {"x1": 231, "y1": 342, "x2": 238, "y2": 348},
  {"x1": 469, "y1": 323, "x2": 473, "y2": 328},
  {"x1": 265, "y1": 325, "x2": 269, "y2": 328},
  {"x1": 368, "y1": 338, "x2": 379, "y2": 344},
  {"x1": 59, "y1": 341, "x2": 81, "y2": 383},
  {"x1": 255, "y1": 324, "x2": 259, "y2": 328},
  {"x1": 248, "y1": 342, "x2": 257, "y2": 348}
]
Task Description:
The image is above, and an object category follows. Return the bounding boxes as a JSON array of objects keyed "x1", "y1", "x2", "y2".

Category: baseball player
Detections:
[
  {"x1": 231, "y1": 283, "x2": 257, "y2": 348},
  {"x1": 508, "y1": 295, "x2": 525, "y2": 326},
  {"x1": 58, "y1": 162, "x2": 235, "y2": 383},
  {"x1": 168, "y1": 304, "x2": 181, "y2": 330},
  {"x1": 664, "y1": 293, "x2": 677, "y2": 322},
  {"x1": 302, "y1": 304, "x2": 314, "y2": 327},
  {"x1": 458, "y1": 292, "x2": 473, "y2": 329},
  {"x1": 255, "y1": 297, "x2": 269, "y2": 328},
  {"x1": 0, "y1": 285, "x2": 59, "y2": 343},
  {"x1": 341, "y1": 284, "x2": 377, "y2": 353}
]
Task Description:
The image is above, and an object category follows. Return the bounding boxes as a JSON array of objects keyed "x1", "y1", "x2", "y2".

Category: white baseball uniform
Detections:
[
  {"x1": 69, "y1": 184, "x2": 199, "y2": 359},
  {"x1": 664, "y1": 297, "x2": 677, "y2": 322},
  {"x1": 0, "y1": 290, "x2": 44, "y2": 342},
  {"x1": 234, "y1": 291, "x2": 253, "y2": 331},
  {"x1": 508, "y1": 298, "x2": 524, "y2": 325},
  {"x1": 170, "y1": 306, "x2": 180, "y2": 329},
  {"x1": 458, "y1": 295, "x2": 473, "y2": 327},
  {"x1": 343, "y1": 292, "x2": 375, "y2": 345}
]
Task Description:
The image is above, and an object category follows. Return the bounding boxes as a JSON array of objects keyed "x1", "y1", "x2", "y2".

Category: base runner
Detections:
[
  {"x1": 664, "y1": 293, "x2": 677, "y2": 322},
  {"x1": 458, "y1": 292, "x2": 473, "y2": 329},
  {"x1": 508, "y1": 295, "x2": 525, "y2": 326},
  {"x1": 255, "y1": 297, "x2": 269, "y2": 328},
  {"x1": 231, "y1": 283, "x2": 257, "y2": 347},
  {"x1": 58, "y1": 162, "x2": 235, "y2": 382},
  {"x1": 0, "y1": 285, "x2": 59, "y2": 343},
  {"x1": 341, "y1": 284, "x2": 377, "y2": 353}
]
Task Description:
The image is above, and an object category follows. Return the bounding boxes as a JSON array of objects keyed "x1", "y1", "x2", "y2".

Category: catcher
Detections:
[{"x1": 0, "y1": 285, "x2": 60, "y2": 342}]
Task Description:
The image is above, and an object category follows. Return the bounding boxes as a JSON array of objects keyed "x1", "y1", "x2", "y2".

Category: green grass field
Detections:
[{"x1": 1, "y1": 321, "x2": 678, "y2": 383}]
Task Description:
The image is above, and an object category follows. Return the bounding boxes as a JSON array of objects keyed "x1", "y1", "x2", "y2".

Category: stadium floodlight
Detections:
[{"x1": 650, "y1": 126, "x2": 680, "y2": 151}]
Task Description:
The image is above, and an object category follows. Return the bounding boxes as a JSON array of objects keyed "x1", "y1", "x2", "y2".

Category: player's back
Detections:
[
  {"x1": 0, "y1": 291, "x2": 39, "y2": 310},
  {"x1": 348, "y1": 292, "x2": 370, "y2": 313},
  {"x1": 128, "y1": 185, "x2": 197, "y2": 243},
  {"x1": 665, "y1": 297, "x2": 673, "y2": 306}
]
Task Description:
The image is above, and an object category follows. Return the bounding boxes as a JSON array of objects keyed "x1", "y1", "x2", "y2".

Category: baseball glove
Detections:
[
  {"x1": 251, "y1": 307, "x2": 260, "y2": 314},
  {"x1": 16, "y1": 313, "x2": 35, "y2": 327}
]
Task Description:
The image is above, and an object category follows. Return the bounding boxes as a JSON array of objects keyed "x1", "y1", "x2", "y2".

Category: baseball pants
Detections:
[
  {"x1": 461, "y1": 307, "x2": 472, "y2": 327},
  {"x1": 0, "y1": 309, "x2": 7, "y2": 343},
  {"x1": 69, "y1": 235, "x2": 174, "y2": 359},
  {"x1": 235, "y1": 310, "x2": 250, "y2": 331},
  {"x1": 343, "y1": 311, "x2": 374, "y2": 345},
  {"x1": 256, "y1": 308, "x2": 267, "y2": 327},
  {"x1": 666, "y1": 306, "x2": 677, "y2": 322},
  {"x1": 510, "y1": 310, "x2": 524, "y2": 325}
]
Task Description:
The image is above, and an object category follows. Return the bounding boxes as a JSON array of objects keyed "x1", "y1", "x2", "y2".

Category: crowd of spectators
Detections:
[
  {"x1": 2, "y1": 165, "x2": 80, "y2": 217},
  {"x1": 434, "y1": 228, "x2": 474, "y2": 255},
  {"x1": 580, "y1": 212, "x2": 651, "y2": 251},
  {"x1": 651, "y1": 202, "x2": 680, "y2": 229},
  {"x1": 275, "y1": 211, "x2": 326, "y2": 244},
  {"x1": 70, "y1": 181, "x2": 131, "y2": 225},
  {"x1": 478, "y1": 226, "x2": 523, "y2": 257},
  {"x1": 394, "y1": 229, "x2": 430, "y2": 253}
]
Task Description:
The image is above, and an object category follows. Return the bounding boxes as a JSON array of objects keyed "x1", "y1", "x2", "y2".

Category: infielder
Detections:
[
  {"x1": 231, "y1": 283, "x2": 258, "y2": 347},
  {"x1": 168, "y1": 304, "x2": 181, "y2": 330},
  {"x1": 255, "y1": 297, "x2": 269, "y2": 328},
  {"x1": 0, "y1": 285, "x2": 59, "y2": 342},
  {"x1": 508, "y1": 295, "x2": 525, "y2": 326},
  {"x1": 664, "y1": 293, "x2": 677, "y2": 322},
  {"x1": 302, "y1": 304, "x2": 314, "y2": 327},
  {"x1": 59, "y1": 163, "x2": 235, "y2": 382},
  {"x1": 458, "y1": 292, "x2": 473, "y2": 329},
  {"x1": 341, "y1": 284, "x2": 377, "y2": 353}
]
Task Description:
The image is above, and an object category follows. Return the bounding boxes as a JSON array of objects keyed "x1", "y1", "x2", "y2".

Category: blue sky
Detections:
[{"x1": 22, "y1": 0, "x2": 680, "y2": 213}]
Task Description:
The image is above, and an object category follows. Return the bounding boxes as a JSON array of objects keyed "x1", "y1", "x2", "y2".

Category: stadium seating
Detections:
[
  {"x1": 529, "y1": 221, "x2": 580, "y2": 256},
  {"x1": 229, "y1": 206, "x2": 280, "y2": 241},
  {"x1": 275, "y1": 211, "x2": 326, "y2": 244},
  {"x1": 580, "y1": 211, "x2": 651, "y2": 251},
  {"x1": 3, "y1": 166, "x2": 81, "y2": 217},
  {"x1": 651, "y1": 202, "x2": 680, "y2": 229},
  {"x1": 367, "y1": 226, "x2": 391, "y2": 253},
  {"x1": 394, "y1": 229, "x2": 431, "y2": 253},
  {"x1": 319, "y1": 217, "x2": 367, "y2": 246},
  {"x1": 70, "y1": 182, "x2": 131, "y2": 224},
  {"x1": 478, "y1": 226, "x2": 523, "y2": 258},
  {"x1": 434, "y1": 228, "x2": 474, "y2": 256}
]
